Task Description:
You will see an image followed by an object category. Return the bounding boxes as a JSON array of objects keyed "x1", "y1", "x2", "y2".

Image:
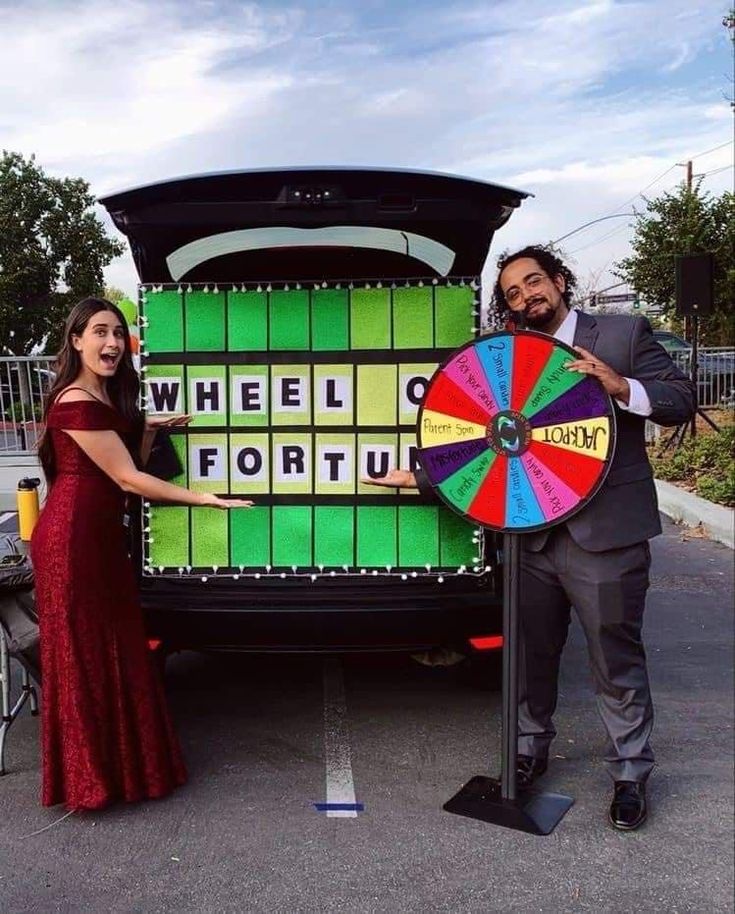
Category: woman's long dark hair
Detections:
[{"x1": 37, "y1": 297, "x2": 142, "y2": 482}]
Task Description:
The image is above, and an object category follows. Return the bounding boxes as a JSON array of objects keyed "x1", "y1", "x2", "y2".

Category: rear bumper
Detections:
[{"x1": 140, "y1": 575, "x2": 502, "y2": 653}]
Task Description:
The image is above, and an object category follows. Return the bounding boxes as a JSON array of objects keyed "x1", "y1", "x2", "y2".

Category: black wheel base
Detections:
[{"x1": 443, "y1": 775, "x2": 574, "y2": 835}]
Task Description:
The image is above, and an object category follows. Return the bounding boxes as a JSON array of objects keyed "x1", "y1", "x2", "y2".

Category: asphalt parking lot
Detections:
[{"x1": 1, "y1": 515, "x2": 733, "y2": 913}]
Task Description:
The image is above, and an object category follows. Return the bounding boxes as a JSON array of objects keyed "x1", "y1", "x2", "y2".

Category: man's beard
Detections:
[{"x1": 522, "y1": 299, "x2": 555, "y2": 329}]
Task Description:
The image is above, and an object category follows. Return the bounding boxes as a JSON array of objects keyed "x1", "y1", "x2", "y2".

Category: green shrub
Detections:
[
  {"x1": 697, "y1": 474, "x2": 735, "y2": 506},
  {"x1": 650, "y1": 426, "x2": 735, "y2": 507},
  {"x1": 5, "y1": 399, "x2": 43, "y2": 423}
]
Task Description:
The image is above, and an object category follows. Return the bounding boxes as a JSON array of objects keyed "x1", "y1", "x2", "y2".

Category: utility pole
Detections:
[
  {"x1": 676, "y1": 158, "x2": 693, "y2": 191},
  {"x1": 675, "y1": 160, "x2": 694, "y2": 341},
  {"x1": 725, "y1": 9, "x2": 734, "y2": 112}
]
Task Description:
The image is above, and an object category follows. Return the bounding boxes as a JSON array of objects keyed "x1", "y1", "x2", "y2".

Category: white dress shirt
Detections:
[{"x1": 554, "y1": 309, "x2": 652, "y2": 417}]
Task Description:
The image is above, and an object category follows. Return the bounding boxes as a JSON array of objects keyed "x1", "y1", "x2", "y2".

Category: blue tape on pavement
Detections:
[{"x1": 313, "y1": 802, "x2": 364, "y2": 812}]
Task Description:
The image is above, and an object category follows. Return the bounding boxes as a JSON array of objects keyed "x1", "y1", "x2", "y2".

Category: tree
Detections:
[
  {"x1": 103, "y1": 285, "x2": 127, "y2": 305},
  {"x1": 614, "y1": 181, "x2": 734, "y2": 345},
  {"x1": 0, "y1": 151, "x2": 125, "y2": 354}
]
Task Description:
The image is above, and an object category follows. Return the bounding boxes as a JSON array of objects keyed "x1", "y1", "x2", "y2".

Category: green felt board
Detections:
[
  {"x1": 229, "y1": 365, "x2": 268, "y2": 427},
  {"x1": 168, "y1": 432, "x2": 187, "y2": 486},
  {"x1": 314, "y1": 434, "x2": 354, "y2": 495},
  {"x1": 398, "y1": 506, "x2": 440, "y2": 567},
  {"x1": 313, "y1": 365, "x2": 353, "y2": 426},
  {"x1": 270, "y1": 365, "x2": 310, "y2": 426},
  {"x1": 357, "y1": 434, "x2": 398, "y2": 496},
  {"x1": 230, "y1": 507, "x2": 271, "y2": 567},
  {"x1": 228, "y1": 290, "x2": 267, "y2": 350},
  {"x1": 148, "y1": 507, "x2": 189, "y2": 568},
  {"x1": 393, "y1": 287, "x2": 433, "y2": 349},
  {"x1": 439, "y1": 509, "x2": 475, "y2": 567},
  {"x1": 398, "y1": 363, "x2": 435, "y2": 425},
  {"x1": 191, "y1": 508, "x2": 229, "y2": 567},
  {"x1": 434, "y1": 285, "x2": 473, "y2": 348},
  {"x1": 399, "y1": 432, "x2": 419, "y2": 498},
  {"x1": 270, "y1": 289, "x2": 309, "y2": 350},
  {"x1": 314, "y1": 506, "x2": 354, "y2": 566},
  {"x1": 143, "y1": 291, "x2": 183, "y2": 352},
  {"x1": 312, "y1": 289, "x2": 349, "y2": 350},
  {"x1": 357, "y1": 506, "x2": 397, "y2": 566},
  {"x1": 272, "y1": 506, "x2": 312, "y2": 566},
  {"x1": 187, "y1": 365, "x2": 228, "y2": 427},
  {"x1": 145, "y1": 365, "x2": 185, "y2": 414},
  {"x1": 272, "y1": 433, "x2": 311, "y2": 494},
  {"x1": 351, "y1": 288, "x2": 391, "y2": 349},
  {"x1": 188, "y1": 434, "x2": 227, "y2": 493},
  {"x1": 185, "y1": 291, "x2": 225, "y2": 351},
  {"x1": 229, "y1": 433, "x2": 269, "y2": 495},
  {"x1": 142, "y1": 277, "x2": 482, "y2": 574},
  {"x1": 357, "y1": 366, "x2": 397, "y2": 425}
]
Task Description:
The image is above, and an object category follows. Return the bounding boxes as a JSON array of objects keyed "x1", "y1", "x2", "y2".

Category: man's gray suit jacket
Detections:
[{"x1": 523, "y1": 312, "x2": 696, "y2": 554}]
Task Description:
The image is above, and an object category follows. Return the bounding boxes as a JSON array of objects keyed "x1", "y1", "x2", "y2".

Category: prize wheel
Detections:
[{"x1": 417, "y1": 330, "x2": 616, "y2": 533}]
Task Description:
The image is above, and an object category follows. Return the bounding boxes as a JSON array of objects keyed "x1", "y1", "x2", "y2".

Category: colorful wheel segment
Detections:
[{"x1": 417, "y1": 330, "x2": 616, "y2": 533}]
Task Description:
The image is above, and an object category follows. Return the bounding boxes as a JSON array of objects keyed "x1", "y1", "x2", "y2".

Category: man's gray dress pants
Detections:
[{"x1": 518, "y1": 525, "x2": 655, "y2": 783}]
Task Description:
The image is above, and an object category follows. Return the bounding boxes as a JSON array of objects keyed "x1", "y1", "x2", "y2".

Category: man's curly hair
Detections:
[{"x1": 492, "y1": 244, "x2": 578, "y2": 322}]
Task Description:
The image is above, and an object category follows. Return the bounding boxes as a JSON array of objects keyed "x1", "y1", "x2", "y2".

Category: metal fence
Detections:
[
  {"x1": 667, "y1": 347, "x2": 735, "y2": 409},
  {"x1": 0, "y1": 348, "x2": 732, "y2": 458},
  {"x1": 0, "y1": 357, "x2": 55, "y2": 456}
]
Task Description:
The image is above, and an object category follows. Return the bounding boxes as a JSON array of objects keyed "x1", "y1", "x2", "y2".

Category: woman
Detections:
[{"x1": 31, "y1": 297, "x2": 249, "y2": 811}]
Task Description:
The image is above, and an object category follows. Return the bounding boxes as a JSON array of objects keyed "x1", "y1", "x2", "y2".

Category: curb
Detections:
[{"x1": 655, "y1": 479, "x2": 734, "y2": 549}]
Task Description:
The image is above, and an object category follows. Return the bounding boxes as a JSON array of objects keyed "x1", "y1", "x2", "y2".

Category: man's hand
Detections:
[
  {"x1": 566, "y1": 346, "x2": 630, "y2": 404},
  {"x1": 198, "y1": 493, "x2": 254, "y2": 510},
  {"x1": 360, "y1": 469, "x2": 418, "y2": 489},
  {"x1": 145, "y1": 414, "x2": 193, "y2": 429}
]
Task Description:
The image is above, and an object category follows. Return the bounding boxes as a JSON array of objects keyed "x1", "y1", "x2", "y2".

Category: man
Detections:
[
  {"x1": 369, "y1": 245, "x2": 695, "y2": 830},
  {"x1": 494, "y1": 245, "x2": 695, "y2": 830}
]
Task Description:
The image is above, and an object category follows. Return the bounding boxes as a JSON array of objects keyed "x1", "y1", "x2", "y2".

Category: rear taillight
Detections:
[{"x1": 469, "y1": 635, "x2": 503, "y2": 651}]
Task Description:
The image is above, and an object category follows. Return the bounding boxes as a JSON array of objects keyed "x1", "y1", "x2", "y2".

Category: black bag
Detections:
[
  {"x1": 0, "y1": 536, "x2": 40, "y2": 683},
  {"x1": 146, "y1": 430, "x2": 184, "y2": 480}
]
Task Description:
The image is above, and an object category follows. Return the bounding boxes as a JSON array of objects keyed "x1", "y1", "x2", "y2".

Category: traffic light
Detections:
[
  {"x1": 633, "y1": 295, "x2": 640, "y2": 310},
  {"x1": 590, "y1": 293, "x2": 597, "y2": 308}
]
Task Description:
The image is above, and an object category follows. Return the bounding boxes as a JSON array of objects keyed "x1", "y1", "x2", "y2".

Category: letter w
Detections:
[{"x1": 150, "y1": 381, "x2": 180, "y2": 412}]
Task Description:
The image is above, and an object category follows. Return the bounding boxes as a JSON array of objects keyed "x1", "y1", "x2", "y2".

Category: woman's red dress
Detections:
[{"x1": 30, "y1": 400, "x2": 187, "y2": 810}]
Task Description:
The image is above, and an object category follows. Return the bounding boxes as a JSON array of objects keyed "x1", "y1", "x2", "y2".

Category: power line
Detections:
[
  {"x1": 697, "y1": 164, "x2": 733, "y2": 178},
  {"x1": 567, "y1": 221, "x2": 632, "y2": 256},
  {"x1": 553, "y1": 144, "x2": 733, "y2": 250},
  {"x1": 552, "y1": 212, "x2": 635, "y2": 245},
  {"x1": 688, "y1": 139, "x2": 733, "y2": 160},
  {"x1": 584, "y1": 140, "x2": 733, "y2": 227},
  {"x1": 600, "y1": 164, "x2": 679, "y2": 218}
]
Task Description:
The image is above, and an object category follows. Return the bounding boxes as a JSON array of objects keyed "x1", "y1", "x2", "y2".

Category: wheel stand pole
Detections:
[{"x1": 443, "y1": 532, "x2": 574, "y2": 835}]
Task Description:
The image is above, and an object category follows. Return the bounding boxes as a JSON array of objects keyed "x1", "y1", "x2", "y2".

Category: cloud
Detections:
[
  {"x1": 1, "y1": 0, "x2": 298, "y2": 171},
  {"x1": 1, "y1": 0, "x2": 730, "y2": 299}
]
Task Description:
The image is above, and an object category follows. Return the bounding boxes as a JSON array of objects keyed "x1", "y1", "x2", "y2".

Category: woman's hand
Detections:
[
  {"x1": 198, "y1": 493, "x2": 254, "y2": 510},
  {"x1": 145, "y1": 414, "x2": 193, "y2": 430},
  {"x1": 360, "y1": 469, "x2": 417, "y2": 489}
]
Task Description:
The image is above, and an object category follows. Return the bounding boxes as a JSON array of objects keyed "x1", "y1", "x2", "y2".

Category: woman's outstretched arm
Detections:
[{"x1": 62, "y1": 428, "x2": 249, "y2": 509}]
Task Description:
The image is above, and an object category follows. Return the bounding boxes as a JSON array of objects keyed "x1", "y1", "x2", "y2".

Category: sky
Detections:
[{"x1": 2, "y1": 0, "x2": 733, "y2": 303}]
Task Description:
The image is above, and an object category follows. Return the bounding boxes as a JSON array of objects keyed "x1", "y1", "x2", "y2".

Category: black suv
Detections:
[{"x1": 100, "y1": 168, "x2": 529, "y2": 663}]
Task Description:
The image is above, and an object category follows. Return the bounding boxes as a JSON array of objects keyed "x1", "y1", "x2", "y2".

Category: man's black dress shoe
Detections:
[
  {"x1": 609, "y1": 780, "x2": 647, "y2": 830},
  {"x1": 516, "y1": 754, "x2": 548, "y2": 790}
]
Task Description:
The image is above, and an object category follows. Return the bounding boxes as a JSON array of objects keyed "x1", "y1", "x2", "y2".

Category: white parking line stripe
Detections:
[
  {"x1": 0, "y1": 512, "x2": 16, "y2": 525},
  {"x1": 322, "y1": 658, "x2": 359, "y2": 818}
]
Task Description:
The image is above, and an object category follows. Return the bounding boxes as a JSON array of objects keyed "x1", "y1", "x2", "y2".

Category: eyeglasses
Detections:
[{"x1": 504, "y1": 273, "x2": 547, "y2": 306}]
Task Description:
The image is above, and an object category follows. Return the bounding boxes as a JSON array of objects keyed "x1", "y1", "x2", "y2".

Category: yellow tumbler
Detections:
[{"x1": 17, "y1": 477, "x2": 41, "y2": 542}]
